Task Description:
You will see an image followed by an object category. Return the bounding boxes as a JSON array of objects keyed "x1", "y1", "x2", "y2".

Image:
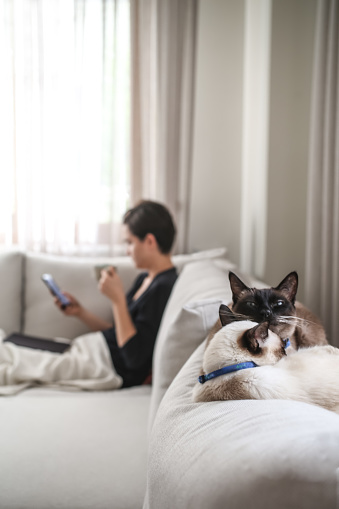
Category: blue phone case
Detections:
[{"x1": 41, "y1": 274, "x2": 71, "y2": 309}]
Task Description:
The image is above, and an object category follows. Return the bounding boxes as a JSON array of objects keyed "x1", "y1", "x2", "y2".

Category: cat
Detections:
[
  {"x1": 193, "y1": 304, "x2": 339, "y2": 415},
  {"x1": 209, "y1": 271, "x2": 327, "y2": 350}
]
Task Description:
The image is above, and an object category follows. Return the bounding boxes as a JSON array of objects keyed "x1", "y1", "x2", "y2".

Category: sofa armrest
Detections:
[
  {"x1": 144, "y1": 341, "x2": 339, "y2": 509},
  {"x1": 0, "y1": 250, "x2": 23, "y2": 334}
]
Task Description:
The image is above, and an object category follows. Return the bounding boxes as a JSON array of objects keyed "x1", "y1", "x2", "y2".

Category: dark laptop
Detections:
[{"x1": 4, "y1": 333, "x2": 70, "y2": 354}]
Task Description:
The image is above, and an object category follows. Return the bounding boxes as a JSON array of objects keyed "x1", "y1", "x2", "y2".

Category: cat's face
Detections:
[
  {"x1": 203, "y1": 306, "x2": 287, "y2": 374},
  {"x1": 229, "y1": 272, "x2": 298, "y2": 338}
]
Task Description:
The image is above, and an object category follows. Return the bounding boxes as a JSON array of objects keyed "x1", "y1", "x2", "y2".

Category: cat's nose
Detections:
[{"x1": 262, "y1": 309, "x2": 272, "y2": 319}]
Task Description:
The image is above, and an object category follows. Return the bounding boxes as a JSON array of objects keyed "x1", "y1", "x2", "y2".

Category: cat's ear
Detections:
[
  {"x1": 229, "y1": 272, "x2": 249, "y2": 304},
  {"x1": 275, "y1": 271, "x2": 298, "y2": 304},
  {"x1": 244, "y1": 322, "x2": 269, "y2": 353},
  {"x1": 219, "y1": 304, "x2": 237, "y2": 327}
]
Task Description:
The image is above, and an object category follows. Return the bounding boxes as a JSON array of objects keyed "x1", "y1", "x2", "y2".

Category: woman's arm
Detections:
[
  {"x1": 110, "y1": 299, "x2": 137, "y2": 347},
  {"x1": 99, "y1": 268, "x2": 137, "y2": 346},
  {"x1": 76, "y1": 307, "x2": 113, "y2": 332},
  {"x1": 55, "y1": 292, "x2": 113, "y2": 331}
]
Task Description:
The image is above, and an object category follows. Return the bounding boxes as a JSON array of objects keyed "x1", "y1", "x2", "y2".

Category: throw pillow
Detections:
[{"x1": 148, "y1": 259, "x2": 232, "y2": 429}]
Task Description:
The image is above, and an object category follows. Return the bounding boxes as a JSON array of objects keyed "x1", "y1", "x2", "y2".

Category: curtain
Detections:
[
  {"x1": 0, "y1": 0, "x2": 131, "y2": 256},
  {"x1": 130, "y1": 0, "x2": 197, "y2": 253},
  {"x1": 305, "y1": 0, "x2": 339, "y2": 346}
]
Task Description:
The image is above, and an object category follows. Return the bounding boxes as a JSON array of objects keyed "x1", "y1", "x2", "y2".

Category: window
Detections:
[{"x1": 0, "y1": 0, "x2": 131, "y2": 255}]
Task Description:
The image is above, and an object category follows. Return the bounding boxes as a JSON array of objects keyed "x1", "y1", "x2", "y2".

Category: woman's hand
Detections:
[
  {"x1": 98, "y1": 267, "x2": 125, "y2": 304},
  {"x1": 54, "y1": 292, "x2": 83, "y2": 317}
]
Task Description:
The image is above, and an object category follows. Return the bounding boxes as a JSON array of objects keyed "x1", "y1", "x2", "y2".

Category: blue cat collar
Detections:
[
  {"x1": 283, "y1": 338, "x2": 291, "y2": 349},
  {"x1": 198, "y1": 361, "x2": 258, "y2": 384}
]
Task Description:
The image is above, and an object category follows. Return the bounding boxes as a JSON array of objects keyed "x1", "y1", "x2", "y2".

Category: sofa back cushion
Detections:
[
  {"x1": 148, "y1": 259, "x2": 234, "y2": 430},
  {"x1": 22, "y1": 248, "x2": 229, "y2": 340},
  {"x1": 23, "y1": 253, "x2": 140, "y2": 339},
  {"x1": 0, "y1": 250, "x2": 23, "y2": 335}
]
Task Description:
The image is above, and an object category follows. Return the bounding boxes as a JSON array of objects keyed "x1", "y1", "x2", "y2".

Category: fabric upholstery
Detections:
[
  {"x1": 0, "y1": 250, "x2": 23, "y2": 334},
  {"x1": 0, "y1": 247, "x2": 231, "y2": 509},
  {"x1": 1, "y1": 248, "x2": 338, "y2": 509},
  {"x1": 22, "y1": 248, "x2": 228, "y2": 339},
  {"x1": 23, "y1": 252, "x2": 139, "y2": 339},
  {"x1": 148, "y1": 259, "x2": 234, "y2": 429},
  {"x1": 0, "y1": 386, "x2": 151, "y2": 509},
  {"x1": 144, "y1": 341, "x2": 339, "y2": 509}
]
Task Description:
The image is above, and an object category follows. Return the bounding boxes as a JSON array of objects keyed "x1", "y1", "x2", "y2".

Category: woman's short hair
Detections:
[{"x1": 123, "y1": 200, "x2": 176, "y2": 254}]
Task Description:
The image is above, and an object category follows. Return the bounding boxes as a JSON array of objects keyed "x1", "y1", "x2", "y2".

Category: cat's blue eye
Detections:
[
  {"x1": 273, "y1": 300, "x2": 284, "y2": 308},
  {"x1": 247, "y1": 302, "x2": 257, "y2": 309}
]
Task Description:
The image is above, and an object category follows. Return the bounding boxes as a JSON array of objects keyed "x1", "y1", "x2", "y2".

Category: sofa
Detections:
[
  {"x1": 0, "y1": 248, "x2": 338, "y2": 509},
  {"x1": 0, "y1": 246, "x2": 229, "y2": 509}
]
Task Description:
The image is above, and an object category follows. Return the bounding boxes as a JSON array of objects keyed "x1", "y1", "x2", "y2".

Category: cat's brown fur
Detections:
[{"x1": 208, "y1": 271, "x2": 327, "y2": 350}]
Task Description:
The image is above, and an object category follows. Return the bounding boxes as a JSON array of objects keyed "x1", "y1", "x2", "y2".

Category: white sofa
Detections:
[
  {"x1": 0, "y1": 249, "x2": 338, "y2": 509},
  {"x1": 0, "y1": 247, "x2": 230, "y2": 509}
]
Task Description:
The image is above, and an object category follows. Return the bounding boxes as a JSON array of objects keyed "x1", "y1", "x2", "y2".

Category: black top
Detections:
[{"x1": 102, "y1": 267, "x2": 178, "y2": 388}]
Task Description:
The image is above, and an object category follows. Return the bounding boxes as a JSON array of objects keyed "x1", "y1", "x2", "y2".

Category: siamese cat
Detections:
[
  {"x1": 193, "y1": 305, "x2": 339, "y2": 415},
  {"x1": 209, "y1": 271, "x2": 327, "y2": 350}
]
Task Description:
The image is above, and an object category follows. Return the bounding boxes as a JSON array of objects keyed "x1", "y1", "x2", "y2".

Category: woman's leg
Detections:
[{"x1": 0, "y1": 332, "x2": 122, "y2": 390}]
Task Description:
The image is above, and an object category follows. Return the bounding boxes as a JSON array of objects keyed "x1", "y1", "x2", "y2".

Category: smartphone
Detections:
[{"x1": 41, "y1": 273, "x2": 71, "y2": 309}]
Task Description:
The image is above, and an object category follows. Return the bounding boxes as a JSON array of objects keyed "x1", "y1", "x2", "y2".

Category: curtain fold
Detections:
[
  {"x1": 130, "y1": 0, "x2": 197, "y2": 253},
  {"x1": 305, "y1": 0, "x2": 339, "y2": 345}
]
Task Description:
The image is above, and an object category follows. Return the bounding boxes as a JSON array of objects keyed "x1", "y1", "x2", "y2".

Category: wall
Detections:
[
  {"x1": 188, "y1": 0, "x2": 245, "y2": 265},
  {"x1": 265, "y1": 0, "x2": 316, "y2": 298},
  {"x1": 188, "y1": 0, "x2": 317, "y2": 300}
]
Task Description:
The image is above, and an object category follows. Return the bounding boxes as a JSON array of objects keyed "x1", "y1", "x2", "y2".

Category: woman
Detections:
[
  {"x1": 0, "y1": 200, "x2": 178, "y2": 393},
  {"x1": 57, "y1": 200, "x2": 178, "y2": 388}
]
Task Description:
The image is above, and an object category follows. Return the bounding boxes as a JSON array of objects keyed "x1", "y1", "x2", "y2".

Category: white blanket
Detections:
[{"x1": 0, "y1": 330, "x2": 123, "y2": 396}]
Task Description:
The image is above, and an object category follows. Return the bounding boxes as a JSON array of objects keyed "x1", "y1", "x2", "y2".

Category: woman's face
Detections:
[{"x1": 122, "y1": 225, "x2": 148, "y2": 268}]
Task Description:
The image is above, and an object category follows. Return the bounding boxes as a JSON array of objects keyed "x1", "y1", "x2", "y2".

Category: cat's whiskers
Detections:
[
  {"x1": 276, "y1": 315, "x2": 317, "y2": 328},
  {"x1": 232, "y1": 313, "x2": 317, "y2": 328}
]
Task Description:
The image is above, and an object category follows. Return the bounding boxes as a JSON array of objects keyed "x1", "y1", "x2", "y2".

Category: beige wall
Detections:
[
  {"x1": 265, "y1": 0, "x2": 316, "y2": 298},
  {"x1": 188, "y1": 0, "x2": 245, "y2": 265},
  {"x1": 188, "y1": 0, "x2": 316, "y2": 300}
]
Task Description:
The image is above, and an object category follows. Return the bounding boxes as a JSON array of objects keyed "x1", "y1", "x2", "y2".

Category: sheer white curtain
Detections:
[
  {"x1": 305, "y1": 0, "x2": 339, "y2": 346},
  {"x1": 0, "y1": 0, "x2": 131, "y2": 256},
  {"x1": 130, "y1": 0, "x2": 197, "y2": 253}
]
